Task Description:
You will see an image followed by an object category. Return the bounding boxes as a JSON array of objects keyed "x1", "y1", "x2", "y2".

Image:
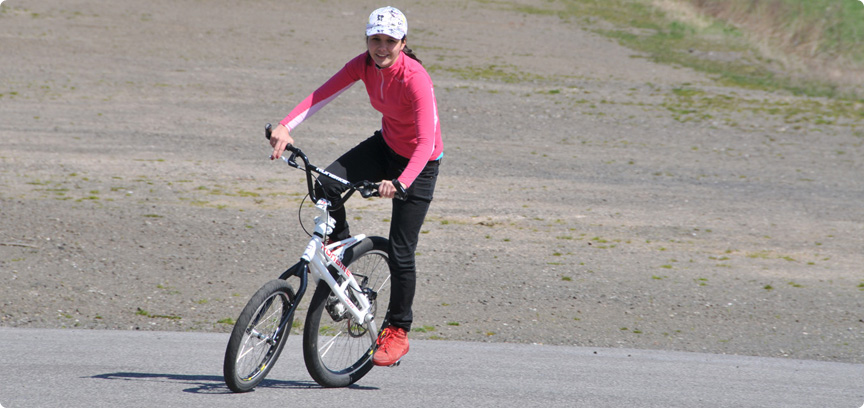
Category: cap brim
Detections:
[{"x1": 366, "y1": 29, "x2": 405, "y2": 39}]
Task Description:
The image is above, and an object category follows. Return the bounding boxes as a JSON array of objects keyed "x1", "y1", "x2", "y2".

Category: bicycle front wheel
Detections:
[
  {"x1": 303, "y1": 236, "x2": 391, "y2": 387},
  {"x1": 223, "y1": 279, "x2": 295, "y2": 393}
]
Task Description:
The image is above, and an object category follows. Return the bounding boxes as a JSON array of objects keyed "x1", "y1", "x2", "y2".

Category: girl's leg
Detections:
[
  {"x1": 385, "y1": 162, "x2": 439, "y2": 331},
  {"x1": 316, "y1": 133, "x2": 389, "y2": 240}
]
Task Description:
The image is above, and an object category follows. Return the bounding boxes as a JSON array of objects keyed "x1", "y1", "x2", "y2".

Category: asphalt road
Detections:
[{"x1": 0, "y1": 328, "x2": 861, "y2": 408}]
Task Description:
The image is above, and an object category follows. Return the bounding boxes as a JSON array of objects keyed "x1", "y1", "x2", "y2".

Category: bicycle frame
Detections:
[
  {"x1": 302, "y1": 199, "x2": 379, "y2": 341},
  {"x1": 268, "y1": 130, "x2": 385, "y2": 346},
  {"x1": 270, "y1": 203, "x2": 381, "y2": 349}
]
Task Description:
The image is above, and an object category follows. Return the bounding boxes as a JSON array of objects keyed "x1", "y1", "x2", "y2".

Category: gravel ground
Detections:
[{"x1": 1, "y1": 0, "x2": 863, "y2": 363}]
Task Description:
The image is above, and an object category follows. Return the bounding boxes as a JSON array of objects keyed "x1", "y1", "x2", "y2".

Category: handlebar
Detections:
[{"x1": 265, "y1": 123, "x2": 406, "y2": 203}]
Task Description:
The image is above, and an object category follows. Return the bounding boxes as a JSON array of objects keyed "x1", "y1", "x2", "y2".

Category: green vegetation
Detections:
[
  {"x1": 135, "y1": 308, "x2": 181, "y2": 320},
  {"x1": 501, "y1": 0, "x2": 864, "y2": 100},
  {"x1": 429, "y1": 63, "x2": 542, "y2": 83},
  {"x1": 685, "y1": 1, "x2": 864, "y2": 67}
]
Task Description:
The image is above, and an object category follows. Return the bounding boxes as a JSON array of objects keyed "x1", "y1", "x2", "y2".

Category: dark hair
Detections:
[{"x1": 402, "y1": 37, "x2": 422, "y2": 65}]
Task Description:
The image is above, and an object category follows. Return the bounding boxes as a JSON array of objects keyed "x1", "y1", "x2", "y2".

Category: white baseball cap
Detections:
[{"x1": 366, "y1": 6, "x2": 408, "y2": 40}]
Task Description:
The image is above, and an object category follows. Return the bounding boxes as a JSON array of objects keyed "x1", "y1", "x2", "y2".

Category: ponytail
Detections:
[{"x1": 402, "y1": 37, "x2": 422, "y2": 65}]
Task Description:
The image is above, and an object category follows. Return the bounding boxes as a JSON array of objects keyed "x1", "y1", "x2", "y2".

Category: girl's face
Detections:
[{"x1": 367, "y1": 34, "x2": 405, "y2": 69}]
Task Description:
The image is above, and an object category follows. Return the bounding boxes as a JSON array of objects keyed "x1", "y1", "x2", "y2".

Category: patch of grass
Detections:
[
  {"x1": 413, "y1": 325, "x2": 436, "y2": 333},
  {"x1": 217, "y1": 318, "x2": 235, "y2": 325},
  {"x1": 508, "y1": 0, "x2": 864, "y2": 100},
  {"x1": 747, "y1": 251, "x2": 772, "y2": 259},
  {"x1": 156, "y1": 283, "x2": 181, "y2": 295},
  {"x1": 664, "y1": 86, "x2": 864, "y2": 124},
  {"x1": 136, "y1": 308, "x2": 181, "y2": 320},
  {"x1": 429, "y1": 63, "x2": 543, "y2": 83}
]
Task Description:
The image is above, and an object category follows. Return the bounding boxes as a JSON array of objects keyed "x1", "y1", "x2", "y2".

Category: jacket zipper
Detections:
[{"x1": 378, "y1": 68, "x2": 385, "y2": 101}]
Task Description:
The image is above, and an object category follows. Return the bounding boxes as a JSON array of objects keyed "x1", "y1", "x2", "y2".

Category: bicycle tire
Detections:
[
  {"x1": 303, "y1": 236, "x2": 391, "y2": 387},
  {"x1": 223, "y1": 279, "x2": 295, "y2": 393}
]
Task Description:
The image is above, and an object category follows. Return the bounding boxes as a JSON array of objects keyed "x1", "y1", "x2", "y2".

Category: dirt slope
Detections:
[{"x1": 1, "y1": 0, "x2": 862, "y2": 363}]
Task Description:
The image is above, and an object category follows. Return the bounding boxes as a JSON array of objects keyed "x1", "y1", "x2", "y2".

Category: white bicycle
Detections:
[{"x1": 223, "y1": 124, "x2": 406, "y2": 391}]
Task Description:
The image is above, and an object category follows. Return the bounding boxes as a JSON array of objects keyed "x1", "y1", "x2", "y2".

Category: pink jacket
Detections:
[{"x1": 280, "y1": 51, "x2": 443, "y2": 188}]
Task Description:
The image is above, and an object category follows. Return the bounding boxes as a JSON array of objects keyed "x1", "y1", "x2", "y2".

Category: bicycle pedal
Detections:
[{"x1": 388, "y1": 359, "x2": 402, "y2": 367}]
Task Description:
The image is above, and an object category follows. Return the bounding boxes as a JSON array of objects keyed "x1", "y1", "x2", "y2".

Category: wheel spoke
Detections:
[
  {"x1": 319, "y1": 329, "x2": 345, "y2": 358},
  {"x1": 223, "y1": 279, "x2": 295, "y2": 392},
  {"x1": 304, "y1": 243, "x2": 391, "y2": 387}
]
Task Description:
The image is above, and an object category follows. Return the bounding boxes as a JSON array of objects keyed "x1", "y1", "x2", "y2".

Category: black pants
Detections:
[{"x1": 316, "y1": 131, "x2": 439, "y2": 332}]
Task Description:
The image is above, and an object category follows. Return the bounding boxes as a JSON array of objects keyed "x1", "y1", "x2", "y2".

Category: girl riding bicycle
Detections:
[{"x1": 268, "y1": 6, "x2": 442, "y2": 367}]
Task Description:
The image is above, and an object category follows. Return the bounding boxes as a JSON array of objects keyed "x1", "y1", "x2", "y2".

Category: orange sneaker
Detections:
[{"x1": 373, "y1": 326, "x2": 409, "y2": 366}]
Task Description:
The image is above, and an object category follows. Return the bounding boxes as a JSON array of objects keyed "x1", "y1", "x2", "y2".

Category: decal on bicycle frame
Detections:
[
  {"x1": 318, "y1": 168, "x2": 350, "y2": 186},
  {"x1": 323, "y1": 246, "x2": 352, "y2": 278}
]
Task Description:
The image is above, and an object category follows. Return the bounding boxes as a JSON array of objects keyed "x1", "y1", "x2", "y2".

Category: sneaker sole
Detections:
[{"x1": 373, "y1": 357, "x2": 403, "y2": 367}]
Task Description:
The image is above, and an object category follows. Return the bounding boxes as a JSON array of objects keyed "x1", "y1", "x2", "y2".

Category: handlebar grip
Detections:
[
  {"x1": 393, "y1": 179, "x2": 408, "y2": 201},
  {"x1": 266, "y1": 123, "x2": 295, "y2": 154}
]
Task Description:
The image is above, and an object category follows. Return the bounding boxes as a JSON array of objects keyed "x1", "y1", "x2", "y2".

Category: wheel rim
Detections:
[{"x1": 236, "y1": 292, "x2": 291, "y2": 381}]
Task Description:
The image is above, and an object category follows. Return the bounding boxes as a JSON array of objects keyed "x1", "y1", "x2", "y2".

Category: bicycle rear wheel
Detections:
[
  {"x1": 223, "y1": 279, "x2": 295, "y2": 393},
  {"x1": 303, "y1": 236, "x2": 390, "y2": 387}
]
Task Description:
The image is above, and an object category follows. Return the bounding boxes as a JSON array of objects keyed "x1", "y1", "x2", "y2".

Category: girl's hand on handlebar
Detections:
[
  {"x1": 269, "y1": 124, "x2": 294, "y2": 160},
  {"x1": 378, "y1": 180, "x2": 404, "y2": 199}
]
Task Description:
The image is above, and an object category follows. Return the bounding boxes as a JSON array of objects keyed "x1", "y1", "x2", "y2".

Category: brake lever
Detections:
[
  {"x1": 358, "y1": 182, "x2": 380, "y2": 199},
  {"x1": 284, "y1": 153, "x2": 300, "y2": 168}
]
